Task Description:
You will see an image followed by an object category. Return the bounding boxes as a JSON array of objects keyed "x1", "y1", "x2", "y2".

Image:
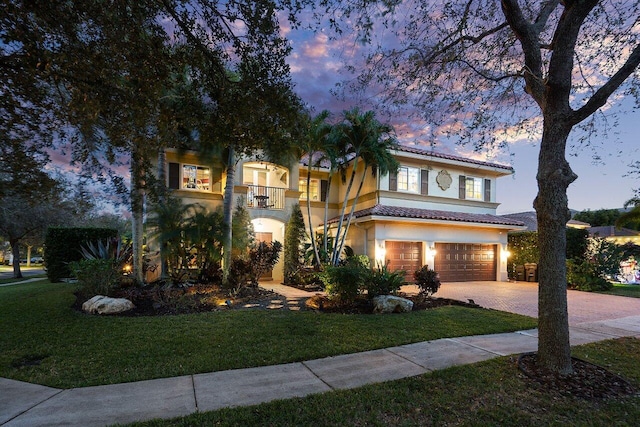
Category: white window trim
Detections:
[
  {"x1": 397, "y1": 166, "x2": 420, "y2": 194},
  {"x1": 465, "y1": 176, "x2": 483, "y2": 200},
  {"x1": 299, "y1": 177, "x2": 320, "y2": 201},
  {"x1": 181, "y1": 164, "x2": 211, "y2": 192}
]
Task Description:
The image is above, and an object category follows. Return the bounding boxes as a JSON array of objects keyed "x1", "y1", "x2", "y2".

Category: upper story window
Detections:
[
  {"x1": 299, "y1": 178, "x2": 319, "y2": 200},
  {"x1": 397, "y1": 166, "x2": 420, "y2": 193},
  {"x1": 465, "y1": 177, "x2": 483, "y2": 200},
  {"x1": 168, "y1": 162, "x2": 211, "y2": 192},
  {"x1": 389, "y1": 167, "x2": 428, "y2": 195},
  {"x1": 459, "y1": 175, "x2": 491, "y2": 202},
  {"x1": 182, "y1": 165, "x2": 210, "y2": 191},
  {"x1": 299, "y1": 178, "x2": 328, "y2": 202}
]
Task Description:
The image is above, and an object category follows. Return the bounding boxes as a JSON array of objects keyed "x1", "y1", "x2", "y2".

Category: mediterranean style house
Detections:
[{"x1": 161, "y1": 145, "x2": 525, "y2": 283}]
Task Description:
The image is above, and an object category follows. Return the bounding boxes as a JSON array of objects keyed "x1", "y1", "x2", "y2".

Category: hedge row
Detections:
[{"x1": 44, "y1": 227, "x2": 118, "y2": 282}]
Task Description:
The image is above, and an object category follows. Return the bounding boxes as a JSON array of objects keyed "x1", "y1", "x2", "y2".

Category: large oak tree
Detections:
[{"x1": 328, "y1": 0, "x2": 640, "y2": 374}]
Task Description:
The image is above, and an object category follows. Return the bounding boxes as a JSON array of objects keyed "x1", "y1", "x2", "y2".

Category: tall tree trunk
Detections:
[
  {"x1": 331, "y1": 157, "x2": 360, "y2": 265},
  {"x1": 222, "y1": 147, "x2": 235, "y2": 285},
  {"x1": 156, "y1": 148, "x2": 169, "y2": 280},
  {"x1": 335, "y1": 167, "x2": 368, "y2": 261},
  {"x1": 322, "y1": 171, "x2": 334, "y2": 259},
  {"x1": 534, "y1": 117, "x2": 577, "y2": 375},
  {"x1": 11, "y1": 239, "x2": 22, "y2": 279},
  {"x1": 306, "y1": 159, "x2": 321, "y2": 266},
  {"x1": 130, "y1": 146, "x2": 145, "y2": 285}
]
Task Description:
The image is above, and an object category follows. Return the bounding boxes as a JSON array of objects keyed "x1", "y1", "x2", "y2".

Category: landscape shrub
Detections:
[
  {"x1": 365, "y1": 262, "x2": 406, "y2": 298},
  {"x1": 69, "y1": 259, "x2": 120, "y2": 297},
  {"x1": 324, "y1": 261, "x2": 368, "y2": 303},
  {"x1": 226, "y1": 241, "x2": 283, "y2": 289},
  {"x1": 566, "y1": 228, "x2": 589, "y2": 260},
  {"x1": 44, "y1": 227, "x2": 118, "y2": 282},
  {"x1": 226, "y1": 257, "x2": 253, "y2": 290},
  {"x1": 413, "y1": 265, "x2": 441, "y2": 296},
  {"x1": 249, "y1": 241, "x2": 282, "y2": 286},
  {"x1": 283, "y1": 204, "x2": 307, "y2": 285},
  {"x1": 566, "y1": 259, "x2": 613, "y2": 292}
]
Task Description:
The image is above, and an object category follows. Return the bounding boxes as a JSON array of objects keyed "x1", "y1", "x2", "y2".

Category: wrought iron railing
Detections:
[{"x1": 246, "y1": 185, "x2": 285, "y2": 210}]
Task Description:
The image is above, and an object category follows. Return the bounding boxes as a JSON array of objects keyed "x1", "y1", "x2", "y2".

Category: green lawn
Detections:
[
  {"x1": 125, "y1": 338, "x2": 640, "y2": 427},
  {"x1": 600, "y1": 283, "x2": 640, "y2": 298},
  {"x1": 0, "y1": 281, "x2": 536, "y2": 389}
]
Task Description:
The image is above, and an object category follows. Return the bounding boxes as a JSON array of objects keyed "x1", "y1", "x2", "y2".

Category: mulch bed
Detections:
[
  {"x1": 74, "y1": 283, "x2": 479, "y2": 316},
  {"x1": 305, "y1": 294, "x2": 480, "y2": 314},
  {"x1": 518, "y1": 352, "x2": 638, "y2": 400}
]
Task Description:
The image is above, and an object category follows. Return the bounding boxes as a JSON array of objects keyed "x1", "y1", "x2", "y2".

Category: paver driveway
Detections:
[{"x1": 402, "y1": 281, "x2": 640, "y2": 325}]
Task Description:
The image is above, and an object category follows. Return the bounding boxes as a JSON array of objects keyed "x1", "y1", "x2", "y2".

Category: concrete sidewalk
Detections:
[
  {"x1": 0, "y1": 277, "x2": 46, "y2": 287},
  {"x1": 2, "y1": 315, "x2": 639, "y2": 427}
]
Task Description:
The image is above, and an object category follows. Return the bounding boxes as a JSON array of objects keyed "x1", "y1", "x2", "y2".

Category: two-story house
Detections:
[{"x1": 161, "y1": 145, "x2": 525, "y2": 283}]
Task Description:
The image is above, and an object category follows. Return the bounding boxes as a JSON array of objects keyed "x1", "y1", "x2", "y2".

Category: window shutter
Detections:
[
  {"x1": 420, "y1": 169, "x2": 429, "y2": 196},
  {"x1": 389, "y1": 171, "x2": 398, "y2": 191},
  {"x1": 320, "y1": 179, "x2": 328, "y2": 202},
  {"x1": 484, "y1": 179, "x2": 491, "y2": 202},
  {"x1": 459, "y1": 175, "x2": 466, "y2": 199},
  {"x1": 168, "y1": 162, "x2": 180, "y2": 189}
]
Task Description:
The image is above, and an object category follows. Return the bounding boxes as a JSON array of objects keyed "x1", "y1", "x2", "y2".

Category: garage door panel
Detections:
[
  {"x1": 385, "y1": 241, "x2": 422, "y2": 282},
  {"x1": 435, "y1": 243, "x2": 496, "y2": 282}
]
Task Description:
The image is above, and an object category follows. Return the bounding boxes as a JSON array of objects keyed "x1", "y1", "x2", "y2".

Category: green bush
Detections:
[
  {"x1": 324, "y1": 262, "x2": 368, "y2": 303},
  {"x1": 413, "y1": 266, "x2": 441, "y2": 296},
  {"x1": 284, "y1": 204, "x2": 307, "y2": 285},
  {"x1": 566, "y1": 259, "x2": 613, "y2": 292},
  {"x1": 226, "y1": 257, "x2": 253, "y2": 290},
  {"x1": 70, "y1": 259, "x2": 120, "y2": 297},
  {"x1": 365, "y1": 263, "x2": 406, "y2": 298},
  {"x1": 44, "y1": 227, "x2": 118, "y2": 282}
]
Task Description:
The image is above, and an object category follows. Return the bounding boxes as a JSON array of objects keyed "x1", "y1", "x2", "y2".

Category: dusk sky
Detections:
[
  {"x1": 45, "y1": 6, "x2": 638, "y2": 216},
  {"x1": 282, "y1": 12, "x2": 640, "y2": 215}
]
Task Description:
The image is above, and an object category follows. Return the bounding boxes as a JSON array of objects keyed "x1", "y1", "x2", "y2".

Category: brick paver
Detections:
[{"x1": 402, "y1": 281, "x2": 640, "y2": 326}]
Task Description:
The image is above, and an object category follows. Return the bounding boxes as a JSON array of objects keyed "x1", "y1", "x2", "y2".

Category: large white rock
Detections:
[
  {"x1": 82, "y1": 295, "x2": 135, "y2": 315},
  {"x1": 372, "y1": 295, "x2": 414, "y2": 314}
]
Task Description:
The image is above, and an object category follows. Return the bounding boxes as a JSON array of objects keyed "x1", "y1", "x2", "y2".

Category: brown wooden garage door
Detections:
[
  {"x1": 434, "y1": 243, "x2": 496, "y2": 282},
  {"x1": 386, "y1": 241, "x2": 422, "y2": 281}
]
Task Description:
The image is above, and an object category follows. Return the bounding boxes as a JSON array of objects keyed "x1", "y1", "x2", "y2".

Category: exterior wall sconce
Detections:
[
  {"x1": 426, "y1": 247, "x2": 437, "y2": 258},
  {"x1": 375, "y1": 244, "x2": 386, "y2": 264}
]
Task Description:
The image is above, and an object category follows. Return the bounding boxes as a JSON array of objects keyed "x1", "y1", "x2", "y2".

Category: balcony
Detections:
[{"x1": 247, "y1": 185, "x2": 285, "y2": 210}]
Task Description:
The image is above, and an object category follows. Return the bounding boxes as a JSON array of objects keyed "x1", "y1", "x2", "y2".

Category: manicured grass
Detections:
[
  {"x1": 0, "y1": 281, "x2": 536, "y2": 389},
  {"x1": 126, "y1": 338, "x2": 640, "y2": 427},
  {"x1": 600, "y1": 283, "x2": 640, "y2": 298}
]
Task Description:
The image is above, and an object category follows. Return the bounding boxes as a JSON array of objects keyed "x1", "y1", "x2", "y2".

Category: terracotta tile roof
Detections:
[
  {"x1": 395, "y1": 145, "x2": 514, "y2": 172},
  {"x1": 327, "y1": 204, "x2": 525, "y2": 227},
  {"x1": 300, "y1": 145, "x2": 514, "y2": 172}
]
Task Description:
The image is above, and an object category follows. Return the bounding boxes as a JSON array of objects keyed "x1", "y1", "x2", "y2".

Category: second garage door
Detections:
[
  {"x1": 386, "y1": 241, "x2": 422, "y2": 281},
  {"x1": 434, "y1": 243, "x2": 496, "y2": 282}
]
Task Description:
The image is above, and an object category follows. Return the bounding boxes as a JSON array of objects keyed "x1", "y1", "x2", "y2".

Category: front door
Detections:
[{"x1": 255, "y1": 232, "x2": 273, "y2": 280}]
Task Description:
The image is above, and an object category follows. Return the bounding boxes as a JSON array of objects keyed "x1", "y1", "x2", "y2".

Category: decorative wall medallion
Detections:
[{"x1": 436, "y1": 170, "x2": 452, "y2": 190}]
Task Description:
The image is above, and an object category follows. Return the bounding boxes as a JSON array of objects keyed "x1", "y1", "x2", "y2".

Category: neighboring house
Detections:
[
  {"x1": 160, "y1": 145, "x2": 525, "y2": 282},
  {"x1": 500, "y1": 211, "x2": 590, "y2": 231},
  {"x1": 588, "y1": 226, "x2": 640, "y2": 245}
]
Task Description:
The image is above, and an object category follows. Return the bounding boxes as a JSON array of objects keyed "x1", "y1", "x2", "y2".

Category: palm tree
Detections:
[
  {"x1": 146, "y1": 196, "x2": 194, "y2": 275},
  {"x1": 330, "y1": 108, "x2": 399, "y2": 265},
  {"x1": 298, "y1": 110, "x2": 332, "y2": 266}
]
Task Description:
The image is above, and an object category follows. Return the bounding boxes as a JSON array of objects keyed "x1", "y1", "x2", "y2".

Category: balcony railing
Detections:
[{"x1": 246, "y1": 185, "x2": 285, "y2": 210}]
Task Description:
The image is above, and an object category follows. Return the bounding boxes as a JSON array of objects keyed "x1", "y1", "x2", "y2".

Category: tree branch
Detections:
[
  {"x1": 571, "y1": 42, "x2": 640, "y2": 125},
  {"x1": 156, "y1": 0, "x2": 229, "y2": 81},
  {"x1": 501, "y1": 0, "x2": 547, "y2": 105}
]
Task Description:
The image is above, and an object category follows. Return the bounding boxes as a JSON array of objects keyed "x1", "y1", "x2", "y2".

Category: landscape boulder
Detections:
[
  {"x1": 82, "y1": 295, "x2": 135, "y2": 315},
  {"x1": 372, "y1": 295, "x2": 414, "y2": 314}
]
